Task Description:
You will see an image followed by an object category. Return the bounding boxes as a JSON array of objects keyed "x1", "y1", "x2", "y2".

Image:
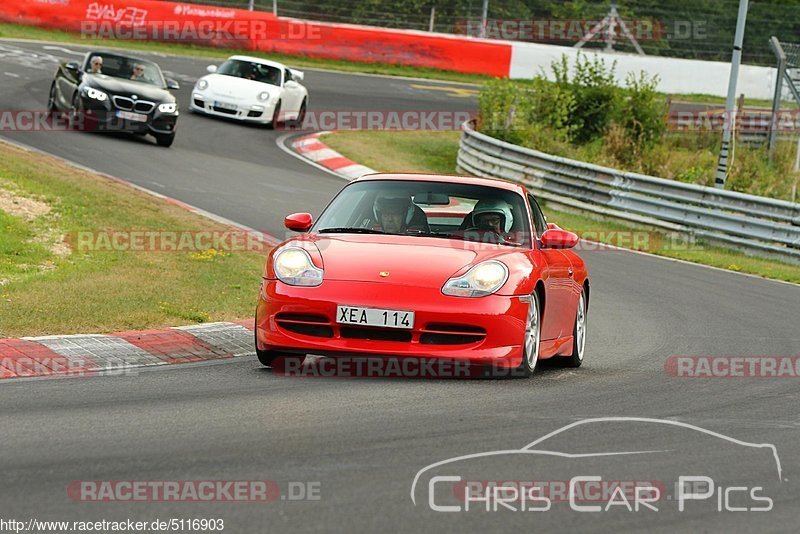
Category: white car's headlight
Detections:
[
  {"x1": 158, "y1": 102, "x2": 177, "y2": 113},
  {"x1": 257, "y1": 91, "x2": 270, "y2": 102},
  {"x1": 196, "y1": 79, "x2": 209, "y2": 91},
  {"x1": 274, "y1": 248, "x2": 323, "y2": 287},
  {"x1": 442, "y1": 260, "x2": 508, "y2": 297},
  {"x1": 84, "y1": 87, "x2": 108, "y2": 101}
]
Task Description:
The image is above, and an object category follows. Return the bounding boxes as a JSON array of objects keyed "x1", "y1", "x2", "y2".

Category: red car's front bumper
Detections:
[{"x1": 256, "y1": 279, "x2": 529, "y2": 368}]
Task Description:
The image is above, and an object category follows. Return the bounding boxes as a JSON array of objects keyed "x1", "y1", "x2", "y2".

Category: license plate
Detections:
[
  {"x1": 214, "y1": 100, "x2": 237, "y2": 110},
  {"x1": 336, "y1": 306, "x2": 414, "y2": 330},
  {"x1": 116, "y1": 110, "x2": 147, "y2": 122}
]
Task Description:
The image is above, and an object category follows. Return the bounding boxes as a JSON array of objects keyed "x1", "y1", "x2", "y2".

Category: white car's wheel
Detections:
[{"x1": 266, "y1": 100, "x2": 281, "y2": 130}]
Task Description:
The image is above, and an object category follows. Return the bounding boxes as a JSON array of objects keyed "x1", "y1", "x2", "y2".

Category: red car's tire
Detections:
[
  {"x1": 514, "y1": 291, "x2": 541, "y2": 378},
  {"x1": 558, "y1": 287, "x2": 587, "y2": 368}
]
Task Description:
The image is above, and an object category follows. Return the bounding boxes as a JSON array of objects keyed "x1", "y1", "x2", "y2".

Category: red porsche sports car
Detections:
[{"x1": 255, "y1": 173, "x2": 589, "y2": 377}]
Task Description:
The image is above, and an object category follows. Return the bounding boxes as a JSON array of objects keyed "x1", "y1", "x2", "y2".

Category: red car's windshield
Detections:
[{"x1": 314, "y1": 180, "x2": 533, "y2": 248}]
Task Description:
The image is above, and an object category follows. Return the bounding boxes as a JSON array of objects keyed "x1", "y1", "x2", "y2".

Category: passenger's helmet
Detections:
[{"x1": 469, "y1": 198, "x2": 514, "y2": 233}]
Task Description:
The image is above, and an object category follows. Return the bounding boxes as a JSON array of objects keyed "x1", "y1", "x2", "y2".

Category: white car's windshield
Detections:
[
  {"x1": 314, "y1": 180, "x2": 532, "y2": 248},
  {"x1": 217, "y1": 59, "x2": 282, "y2": 86}
]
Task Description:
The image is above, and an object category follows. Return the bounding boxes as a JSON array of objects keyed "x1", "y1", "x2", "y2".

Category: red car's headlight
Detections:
[
  {"x1": 442, "y1": 260, "x2": 508, "y2": 298},
  {"x1": 273, "y1": 247, "x2": 323, "y2": 287}
]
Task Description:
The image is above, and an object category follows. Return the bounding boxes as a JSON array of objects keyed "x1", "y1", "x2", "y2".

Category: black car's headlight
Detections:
[
  {"x1": 83, "y1": 87, "x2": 108, "y2": 101},
  {"x1": 158, "y1": 103, "x2": 177, "y2": 114}
]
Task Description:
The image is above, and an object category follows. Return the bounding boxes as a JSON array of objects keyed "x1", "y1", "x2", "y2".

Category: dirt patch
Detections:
[{"x1": 0, "y1": 188, "x2": 51, "y2": 221}]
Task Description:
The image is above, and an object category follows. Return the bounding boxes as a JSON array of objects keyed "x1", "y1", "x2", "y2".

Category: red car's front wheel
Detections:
[{"x1": 515, "y1": 291, "x2": 541, "y2": 378}]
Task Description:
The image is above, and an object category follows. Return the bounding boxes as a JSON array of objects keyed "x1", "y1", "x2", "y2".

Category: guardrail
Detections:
[{"x1": 457, "y1": 122, "x2": 800, "y2": 263}]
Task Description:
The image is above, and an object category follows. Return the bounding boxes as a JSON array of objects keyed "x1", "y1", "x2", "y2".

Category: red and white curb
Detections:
[
  {"x1": 291, "y1": 131, "x2": 376, "y2": 180},
  {"x1": 0, "y1": 320, "x2": 255, "y2": 380}
]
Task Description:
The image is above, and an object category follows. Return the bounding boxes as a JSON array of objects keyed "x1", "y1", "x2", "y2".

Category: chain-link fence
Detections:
[{"x1": 175, "y1": 0, "x2": 800, "y2": 66}]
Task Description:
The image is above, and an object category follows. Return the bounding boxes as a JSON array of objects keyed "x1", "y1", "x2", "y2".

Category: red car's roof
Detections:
[{"x1": 355, "y1": 173, "x2": 528, "y2": 195}]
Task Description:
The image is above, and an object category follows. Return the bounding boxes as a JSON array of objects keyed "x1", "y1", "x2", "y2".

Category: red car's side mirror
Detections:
[
  {"x1": 540, "y1": 228, "x2": 579, "y2": 249},
  {"x1": 284, "y1": 212, "x2": 313, "y2": 232},
  {"x1": 547, "y1": 222, "x2": 560, "y2": 230}
]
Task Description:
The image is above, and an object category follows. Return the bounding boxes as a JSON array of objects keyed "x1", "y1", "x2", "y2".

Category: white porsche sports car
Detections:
[{"x1": 190, "y1": 55, "x2": 308, "y2": 128}]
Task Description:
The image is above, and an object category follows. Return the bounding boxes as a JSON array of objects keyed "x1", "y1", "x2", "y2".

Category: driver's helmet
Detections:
[
  {"x1": 469, "y1": 198, "x2": 514, "y2": 233},
  {"x1": 373, "y1": 195, "x2": 413, "y2": 224}
]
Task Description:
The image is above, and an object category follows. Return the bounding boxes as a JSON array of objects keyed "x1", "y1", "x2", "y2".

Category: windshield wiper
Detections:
[{"x1": 318, "y1": 227, "x2": 385, "y2": 234}]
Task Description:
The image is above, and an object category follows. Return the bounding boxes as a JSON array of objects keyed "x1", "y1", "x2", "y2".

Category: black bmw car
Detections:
[{"x1": 48, "y1": 51, "x2": 180, "y2": 147}]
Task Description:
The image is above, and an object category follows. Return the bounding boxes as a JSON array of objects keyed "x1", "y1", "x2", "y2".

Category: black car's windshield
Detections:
[
  {"x1": 313, "y1": 180, "x2": 532, "y2": 248},
  {"x1": 216, "y1": 59, "x2": 282, "y2": 86},
  {"x1": 83, "y1": 53, "x2": 166, "y2": 87}
]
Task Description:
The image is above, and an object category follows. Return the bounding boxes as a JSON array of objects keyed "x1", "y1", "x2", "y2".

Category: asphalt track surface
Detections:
[{"x1": 1, "y1": 39, "x2": 800, "y2": 533}]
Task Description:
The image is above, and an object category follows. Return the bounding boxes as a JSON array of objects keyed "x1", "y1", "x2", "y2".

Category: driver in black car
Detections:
[{"x1": 89, "y1": 56, "x2": 103, "y2": 74}]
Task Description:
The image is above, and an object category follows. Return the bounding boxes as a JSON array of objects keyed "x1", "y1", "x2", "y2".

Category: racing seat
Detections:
[{"x1": 408, "y1": 204, "x2": 431, "y2": 233}]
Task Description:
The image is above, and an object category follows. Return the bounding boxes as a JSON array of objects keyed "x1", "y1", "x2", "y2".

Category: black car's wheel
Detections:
[
  {"x1": 154, "y1": 132, "x2": 175, "y2": 147},
  {"x1": 68, "y1": 92, "x2": 81, "y2": 129},
  {"x1": 266, "y1": 100, "x2": 281, "y2": 130},
  {"x1": 47, "y1": 83, "x2": 57, "y2": 111},
  {"x1": 557, "y1": 287, "x2": 588, "y2": 368}
]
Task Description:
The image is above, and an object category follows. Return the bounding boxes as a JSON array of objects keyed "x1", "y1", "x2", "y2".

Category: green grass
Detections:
[
  {"x1": 670, "y1": 94, "x2": 798, "y2": 110},
  {"x1": 321, "y1": 130, "x2": 800, "y2": 285},
  {"x1": 0, "y1": 141, "x2": 267, "y2": 337},
  {"x1": 0, "y1": 22, "x2": 491, "y2": 85}
]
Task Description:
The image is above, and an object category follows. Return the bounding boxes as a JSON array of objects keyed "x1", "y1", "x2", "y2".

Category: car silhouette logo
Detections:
[
  {"x1": 379, "y1": 272, "x2": 390, "y2": 277},
  {"x1": 131, "y1": 95, "x2": 138, "y2": 100}
]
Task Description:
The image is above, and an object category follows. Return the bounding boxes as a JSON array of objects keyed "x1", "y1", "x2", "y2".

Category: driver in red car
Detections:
[
  {"x1": 374, "y1": 196, "x2": 411, "y2": 233},
  {"x1": 373, "y1": 195, "x2": 428, "y2": 234}
]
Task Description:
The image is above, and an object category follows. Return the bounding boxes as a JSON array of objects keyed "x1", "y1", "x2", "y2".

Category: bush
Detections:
[
  {"x1": 567, "y1": 54, "x2": 621, "y2": 143},
  {"x1": 619, "y1": 71, "x2": 666, "y2": 148},
  {"x1": 478, "y1": 53, "x2": 664, "y2": 151}
]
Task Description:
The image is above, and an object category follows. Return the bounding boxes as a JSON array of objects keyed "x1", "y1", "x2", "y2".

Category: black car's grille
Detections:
[
  {"x1": 134, "y1": 101, "x2": 155, "y2": 113},
  {"x1": 112, "y1": 96, "x2": 155, "y2": 114}
]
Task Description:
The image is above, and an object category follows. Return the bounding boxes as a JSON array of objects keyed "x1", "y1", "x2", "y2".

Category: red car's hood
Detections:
[{"x1": 310, "y1": 235, "x2": 478, "y2": 287}]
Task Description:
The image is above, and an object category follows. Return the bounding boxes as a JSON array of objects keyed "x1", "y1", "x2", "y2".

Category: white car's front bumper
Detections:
[{"x1": 190, "y1": 93, "x2": 276, "y2": 124}]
